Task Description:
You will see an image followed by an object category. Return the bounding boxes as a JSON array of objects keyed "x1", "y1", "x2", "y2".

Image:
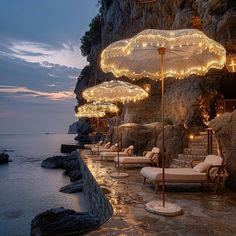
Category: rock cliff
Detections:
[
  {"x1": 75, "y1": 1, "x2": 236, "y2": 159},
  {"x1": 75, "y1": 0, "x2": 235, "y2": 125}
]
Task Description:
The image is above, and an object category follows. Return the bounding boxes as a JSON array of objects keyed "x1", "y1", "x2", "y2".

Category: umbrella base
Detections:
[
  {"x1": 146, "y1": 200, "x2": 182, "y2": 216},
  {"x1": 110, "y1": 172, "x2": 129, "y2": 178}
]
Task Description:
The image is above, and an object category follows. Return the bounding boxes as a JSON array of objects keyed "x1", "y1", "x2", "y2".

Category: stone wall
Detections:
[{"x1": 74, "y1": 151, "x2": 113, "y2": 224}]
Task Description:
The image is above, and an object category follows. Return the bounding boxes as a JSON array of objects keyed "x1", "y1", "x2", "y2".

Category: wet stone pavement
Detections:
[{"x1": 80, "y1": 150, "x2": 236, "y2": 236}]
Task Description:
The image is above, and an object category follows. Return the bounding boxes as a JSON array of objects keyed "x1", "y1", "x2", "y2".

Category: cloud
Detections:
[
  {"x1": 1, "y1": 39, "x2": 87, "y2": 69},
  {"x1": 0, "y1": 85, "x2": 75, "y2": 101}
]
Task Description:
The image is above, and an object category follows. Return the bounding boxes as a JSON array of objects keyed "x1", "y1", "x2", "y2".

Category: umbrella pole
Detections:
[
  {"x1": 116, "y1": 99, "x2": 120, "y2": 176},
  {"x1": 159, "y1": 47, "x2": 166, "y2": 208}
]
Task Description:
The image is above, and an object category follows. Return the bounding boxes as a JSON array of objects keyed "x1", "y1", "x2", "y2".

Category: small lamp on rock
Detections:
[
  {"x1": 225, "y1": 53, "x2": 236, "y2": 73},
  {"x1": 143, "y1": 83, "x2": 151, "y2": 92}
]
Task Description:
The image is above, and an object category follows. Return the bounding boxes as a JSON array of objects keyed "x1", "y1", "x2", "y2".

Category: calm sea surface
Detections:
[{"x1": 0, "y1": 134, "x2": 86, "y2": 236}]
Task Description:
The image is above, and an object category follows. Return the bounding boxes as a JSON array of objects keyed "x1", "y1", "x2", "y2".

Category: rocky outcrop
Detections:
[
  {"x1": 59, "y1": 180, "x2": 83, "y2": 193},
  {"x1": 0, "y1": 153, "x2": 10, "y2": 164},
  {"x1": 209, "y1": 110, "x2": 236, "y2": 191},
  {"x1": 157, "y1": 124, "x2": 187, "y2": 163},
  {"x1": 41, "y1": 155, "x2": 70, "y2": 168},
  {"x1": 74, "y1": 0, "x2": 235, "y2": 155},
  {"x1": 34, "y1": 151, "x2": 113, "y2": 234},
  {"x1": 68, "y1": 121, "x2": 78, "y2": 134},
  {"x1": 31, "y1": 208, "x2": 99, "y2": 236},
  {"x1": 41, "y1": 155, "x2": 82, "y2": 182},
  {"x1": 74, "y1": 118, "x2": 90, "y2": 145}
]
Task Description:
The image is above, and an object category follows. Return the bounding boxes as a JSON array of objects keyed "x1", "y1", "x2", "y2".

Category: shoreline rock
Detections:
[
  {"x1": 59, "y1": 180, "x2": 83, "y2": 193},
  {"x1": 33, "y1": 151, "x2": 113, "y2": 235},
  {"x1": 31, "y1": 207, "x2": 99, "y2": 236},
  {"x1": 0, "y1": 153, "x2": 10, "y2": 164}
]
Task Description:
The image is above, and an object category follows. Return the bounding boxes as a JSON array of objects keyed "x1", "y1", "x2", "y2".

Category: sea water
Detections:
[{"x1": 0, "y1": 134, "x2": 86, "y2": 236}]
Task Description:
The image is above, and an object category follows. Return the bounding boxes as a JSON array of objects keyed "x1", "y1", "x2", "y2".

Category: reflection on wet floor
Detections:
[{"x1": 80, "y1": 149, "x2": 236, "y2": 236}]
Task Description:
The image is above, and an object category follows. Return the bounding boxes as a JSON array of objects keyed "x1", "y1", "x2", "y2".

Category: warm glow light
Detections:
[
  {"x1": 75, "y1": 111, "x2": 105, "y2": 118},
  {"x1": 189, "y1": 134, "x2": 194, "y2": 140},
  {"x1": 225, "y1": 53, "x2": 236, "y2": 73},
  {"x1": 101, "y1": 29, "x2": 226, "y2": 80},
  {"x1": 75, "y1": 101, "x2": 118, "y2": 118},
  {"x1": 83, "y1": 80, "x2": 148, "y2": 103},
  {"x1": 143, "y1": 83, "x2": 151, "y2": 92}
]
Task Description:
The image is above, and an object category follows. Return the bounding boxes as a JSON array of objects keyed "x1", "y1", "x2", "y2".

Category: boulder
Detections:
[
  {"x1": 41, "y1": 155, "x2": 80, "y2": 170},
  {"x1": 31, "y1": 207, "x2": 99, "y2": 236},
  {"x1": 60, "y1": 180, "x2": 83, "y2": 193},
  {"x1": 41, "y1": 155, "x2": 70, "y2": 169},
  {"x1": 66, "y1": 170, "x2": 83, "y2": 183},
  {"x1": 157, "y1": 124, "x2": 187, "y2": 165},
  {"x1": 209, "y1": 110, "x2": 236, "y2": 191},
  {"x1": 0, "y1": 153, "x2": 10, "y2": 164}
]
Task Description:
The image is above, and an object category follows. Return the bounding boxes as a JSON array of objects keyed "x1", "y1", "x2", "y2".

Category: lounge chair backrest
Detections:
[
  {"x1": 204, "y1": 155, "x2": 223, "y2": 166},
  {"x1": 145, "y1": 151, "x2": 154, "y2": 159},
  {"x1": 204, "y1": 155, "x2": 223, "y2": 177},
  {"x1": 151, "y1": 147, "x2": 160, "y2": 154},
  {"x1": 111, "y1": 143, "x2": 118, "y2": 151},
  {"x1": 127, "y1": 145, "x2": 134, "y2": 156},
  {"x1": 98, "y1": 140, "x2": 103, "y2": 146},
  {"x1": 104, "y1": 142, "x2": 111, "y2": 148}
]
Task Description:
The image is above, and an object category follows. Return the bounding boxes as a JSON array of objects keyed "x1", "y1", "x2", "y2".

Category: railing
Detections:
[{"x1": 216, "y1": 99, "x2": 236, "y2": 115}]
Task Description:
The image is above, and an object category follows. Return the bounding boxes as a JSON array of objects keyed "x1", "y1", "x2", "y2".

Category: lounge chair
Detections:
[
  {"x1": 140, "y1": 154, "x2": 226, "y2": 193},
  {"x1": 84, "y1": 140, "x2": 103, "y2": 150},
  {"x1": 114, "y1": 147, "x2": 160, "y2": 169},
  {"x1": 100, "y1": 145, "x2": 134, "y2": 161},
  {"x1": 91, "y1": 142, "x2": 117, "y2": 154}
]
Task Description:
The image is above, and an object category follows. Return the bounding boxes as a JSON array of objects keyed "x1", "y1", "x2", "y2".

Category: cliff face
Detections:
[{"x1": 75, "y1": 0, "x2": 236, "y2": 127}]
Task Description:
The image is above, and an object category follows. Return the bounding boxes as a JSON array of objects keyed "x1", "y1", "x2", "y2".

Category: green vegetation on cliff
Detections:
[{"x1": 80, "y1": 14, "x2": 101, "y2": 57}]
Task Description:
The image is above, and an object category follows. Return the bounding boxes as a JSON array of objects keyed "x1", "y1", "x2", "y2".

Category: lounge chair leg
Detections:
[
  {"x1": 114, "y1": 162, "x2": 117, "y2": 167},
  {"x1": 143, "y1": 177, "x2": 146, "y2": 185},
  {"x1": 155, "y1": 183, "x2": 159, "y2": 194}
]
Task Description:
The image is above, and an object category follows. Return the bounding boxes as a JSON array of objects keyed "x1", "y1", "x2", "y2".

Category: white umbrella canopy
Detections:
[
  {"x1": 77, "y1": 101, "x2": 119, "y2": 114},
  {"x1": 75, "y1": 110, "x2": 105, "y2": 118},
  {"x1": 101, "y1": 29, "x2": 226, "y2": 80},
  {"x1": 83, "y1": 80, "x2": 148, "y2": 103}
]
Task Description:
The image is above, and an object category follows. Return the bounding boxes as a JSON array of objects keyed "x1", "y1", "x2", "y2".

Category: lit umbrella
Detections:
[
  {"x1": 101, "y1": 28, "x2": 226, "y2": 215},
  {"x1": 76, "y1": 102, "x2": 118, "y2": 155},
  {"x1": 83, "y1": 80, "x2": 148, "y2": 178},
  {"x1": 76, "y1": 101, "x2": 119, "y2": 114}
]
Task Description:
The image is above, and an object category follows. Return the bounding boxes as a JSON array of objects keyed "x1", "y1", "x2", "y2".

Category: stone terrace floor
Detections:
[{"x1": 80, "y1": 150, "x2": 236, "y2": 236}]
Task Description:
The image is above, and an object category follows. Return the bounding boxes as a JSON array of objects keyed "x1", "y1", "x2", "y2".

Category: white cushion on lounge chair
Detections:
[
  {"x1": 114, "y1": 147, "x2": 160, "y2": 165},
  {"x1": 204, "y1": 154, "x2": 223, "y2": 165},
  {"x1": 193, "y1": 162, "x2": 211, "y2": 173},
  {"x1": 91, "y1": 143, "x2": 117, "y2": 153},
  {"x1": 140, "y1": 167, "x2": 207, "y2": 182},
  {"x1": 101, "y1": 145, "x2": 134, "y2": 160},
  {"x1": 114, "y1": 155, "x2": 152, "y2": 164},
  {"x1": 140, "y1": 155, "x2": 223, "y2": 184}
]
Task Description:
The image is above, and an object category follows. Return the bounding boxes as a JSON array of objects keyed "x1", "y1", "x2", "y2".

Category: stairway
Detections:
[{"x1": 171, "y1": 131, "x2": 218, "y2": 168}]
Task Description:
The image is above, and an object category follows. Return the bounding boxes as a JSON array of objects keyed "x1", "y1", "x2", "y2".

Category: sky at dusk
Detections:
[{"x1": 0, "y1": 0, "x2": 98, "y2": 134}]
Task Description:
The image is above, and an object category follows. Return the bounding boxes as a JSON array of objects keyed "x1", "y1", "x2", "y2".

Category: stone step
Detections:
[
  {"x1": 178, "y1": 153, "x2": 205, "y2": 161},
  {"x1": 169, "y1": 164, "x2": 180, "y2": 168},
  {"x1": 183, "y1": 148, "x2": 207, "y2": 155},
  {"x1": 188, "y1": 143, "x2": 217, "y2": 148},
  {"x1": 172, "y1": 159, "x2": 191, "y2": 168}
]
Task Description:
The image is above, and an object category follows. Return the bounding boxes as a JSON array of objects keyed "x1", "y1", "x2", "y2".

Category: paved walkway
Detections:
[{"x1": 80, "y1": 150, "x2": 236, "y2": 236}]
